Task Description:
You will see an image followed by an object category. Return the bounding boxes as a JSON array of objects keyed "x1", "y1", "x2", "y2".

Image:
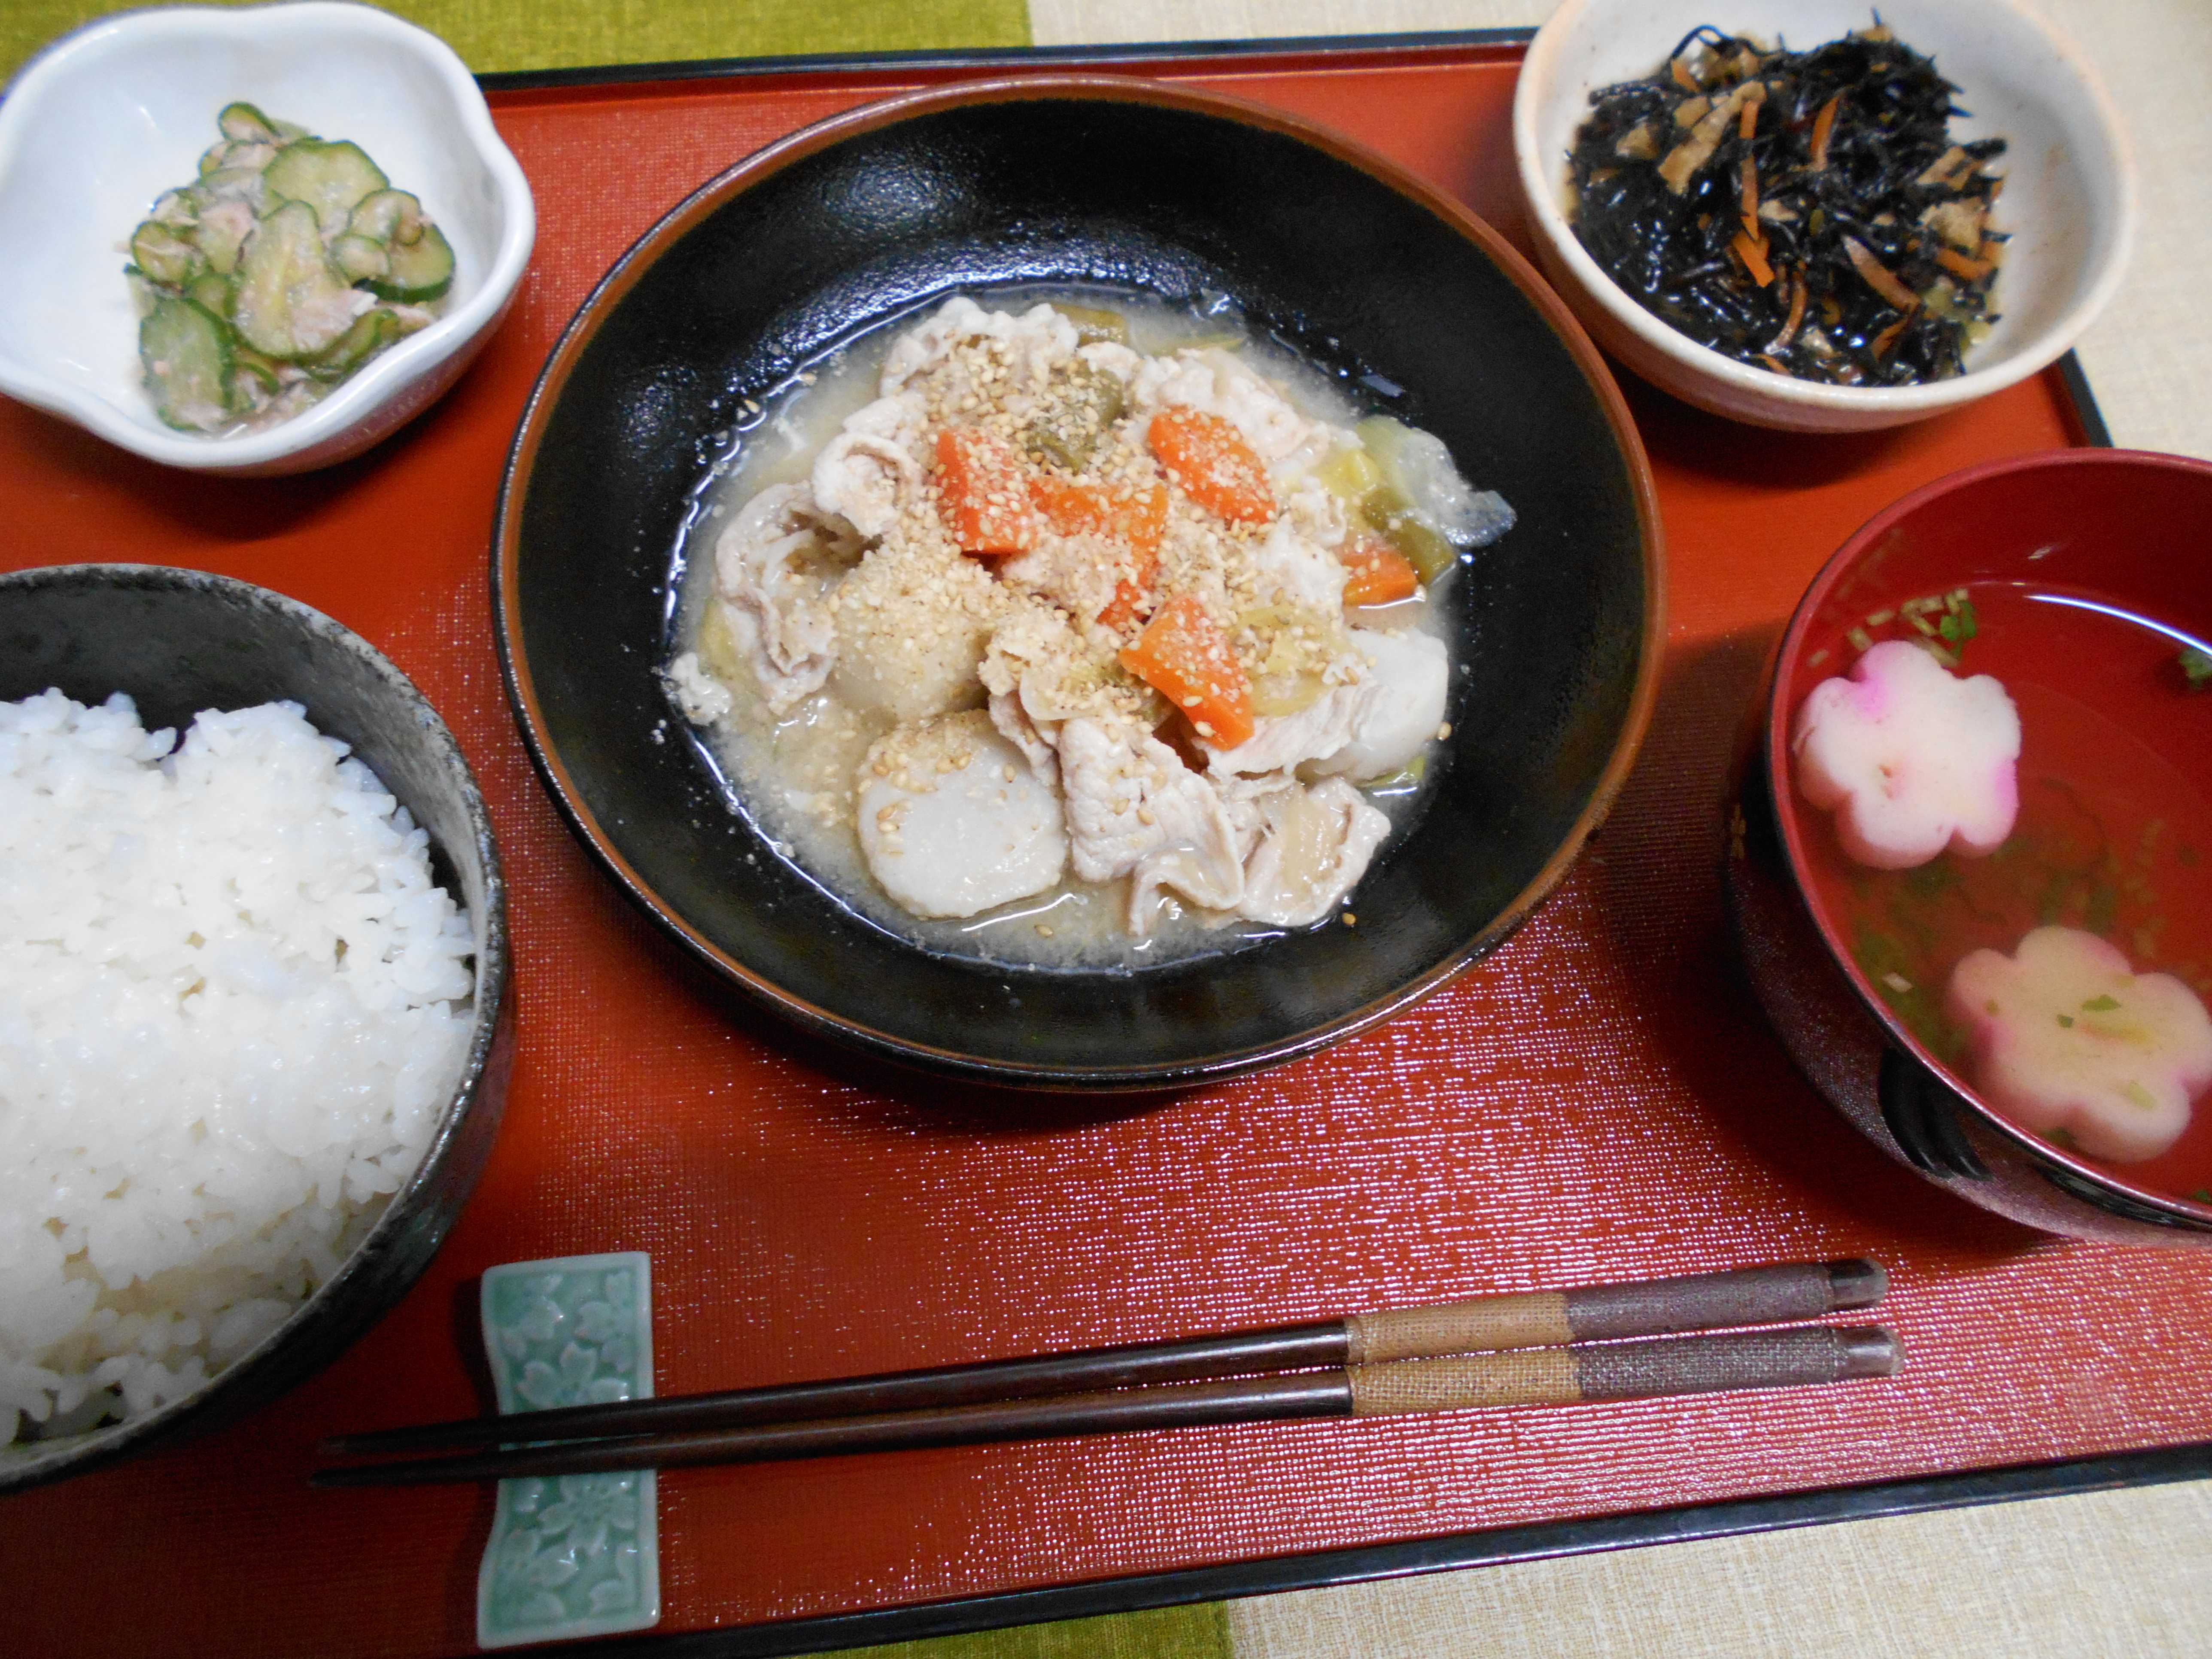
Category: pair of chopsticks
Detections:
[{"x1": 313, "y1": 1259, "x2": 1897, "y2": 1488}]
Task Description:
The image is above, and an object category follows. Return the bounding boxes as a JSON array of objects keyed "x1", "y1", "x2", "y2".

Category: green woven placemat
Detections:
[
  {"x1": 1, "y1": 0, "x2": 1028, "y2": 84},
  {"x1": 812, "y1": 1604, "x2": 1233, "y2": 1659}
]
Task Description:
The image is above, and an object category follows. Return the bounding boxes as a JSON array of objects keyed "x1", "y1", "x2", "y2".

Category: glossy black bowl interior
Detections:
[
  {"x1": 498, "y1": 78, "x2": 1660, "y2": 1088},
  {"x1": 0, "y1": 565, "x2": 512, "y2": 1493}
]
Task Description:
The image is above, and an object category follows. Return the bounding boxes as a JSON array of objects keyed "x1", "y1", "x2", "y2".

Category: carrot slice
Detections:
[
  {"x1": 1118, "y1": 592, "x2": 1254, "y2": 748},
  {"x1": 1101, "y1": 485, "x2": 1167, "y2": 633},
  {"x1": 1339, "y1": 538, "x2": 1419, "y2": 607},
  {"x1": 1031, "y1": 477, "x2": 1165, "y2": 549},
  {"x1": 1732, "y1": 229, "x2": 1775, "y2": 289},
  {"x1": 1809, "y1": 94, "x2": 1840, "y2": 170},
  {"x1": 935, "y1": 428, "x2": 1036, "y2": 555},
  {"x1": 1768, "y1": 266, "x2": 1807, "y2": 351},
  {"x1": 1934, "y1": 245, "x2": 1996, "y2": 283},
  {"x1": 1843, "y1": 236, "x2": 1920, "y2": 313},
  {"x1": 1869, "y1": 311, "x2": 1915, "y2": 362},
  {"x1": 1030, "y1": 475, "x2": 1110, "y2": 538},
  {"x1": 1146, "y1": 407, "x2": 1275, "y2": 525},
  {"x1": 1033, "y1": 478, "x2": 1168, "y2": 632}
]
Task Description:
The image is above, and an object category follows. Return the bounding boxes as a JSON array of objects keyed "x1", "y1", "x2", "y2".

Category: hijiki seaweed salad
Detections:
[{"x1": 1567, "y1": 22, "x2": 2007, "y2": 386}]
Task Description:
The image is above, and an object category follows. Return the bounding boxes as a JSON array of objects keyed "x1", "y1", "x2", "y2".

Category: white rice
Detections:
[{"x1": 0, "y1": 690, "x2": 475, "y2": 1446}]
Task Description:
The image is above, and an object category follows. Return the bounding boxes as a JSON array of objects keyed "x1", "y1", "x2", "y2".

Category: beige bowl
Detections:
[{"x1": 1512, "y1": 0, "x2": 2134, "y2": 432}]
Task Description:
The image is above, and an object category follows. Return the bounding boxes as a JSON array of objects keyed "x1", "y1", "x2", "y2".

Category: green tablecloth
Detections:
[
  {"x1": 1, "y1": 0, "x2": 1027, "y2": 84},
  {"x1": 815, "y1": 1606, "x2": 1228, "y2": 1659}
]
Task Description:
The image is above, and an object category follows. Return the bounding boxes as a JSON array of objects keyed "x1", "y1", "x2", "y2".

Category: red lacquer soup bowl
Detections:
[{"x1": 1730, "y1": 450, "x2": 2212, "y2": 1243}]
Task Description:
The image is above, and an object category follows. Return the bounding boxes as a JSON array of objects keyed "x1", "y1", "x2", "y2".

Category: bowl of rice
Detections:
[{"x1": 0, "y1": 564, "x2": 510, "y2": 1493}]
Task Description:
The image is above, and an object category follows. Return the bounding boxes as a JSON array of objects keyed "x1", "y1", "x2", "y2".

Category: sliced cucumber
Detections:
[
  {"x1": 148, "y1": 187, "x2": 198, "y2": 228},
  {"x1": 263, "y1": 139, "x2": 388, "y2": 236},
  {"x1": 233, "y1": 198, "x2": 363, "y2": 358},
  {"x1": 194, "y1": 167, "x2": 273, "y2": 216},
  {"x1": 332, "y1": 232, "x2": 389, "y2": 283},
  {"x1": 349, "y1": 188, "x2": 424, "y2": 245},
  {"x1": 228, "y1": 350, "x2": 285, "y2": 417},
  {"x1": 369, "y1": 222, "x2": 454, "y2": 303},
  {"x1": 307, "y1": 308, "x2": 401, "y2": 381},
  {"x1": 185, "y1": 270, "x2": 235, "y2": 318},
  {"x1": 230, "y1": 343, "x2": 286, "y2": 394},
  {"x1": 201, "y1": 138, "x2": 276, "y2": 176},
  {"x1": 218, "y1": 101, "x2": 284, "y2": 144},
  {"x1": 192, "y1": 196, "x2": 257, "y2": 275},
  {"x1": 130, "y1": 220, "x2": 204, "y2": 287},
  {"x1": 130, "y1": 104, "x2": 453, "y2": 432},
  {"x1": 140, "y1": 295, "x2": 235, "y2": 431}
]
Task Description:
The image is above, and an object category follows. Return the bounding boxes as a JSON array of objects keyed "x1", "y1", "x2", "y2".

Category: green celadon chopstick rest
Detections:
[{"x1": 476, "y1": 1251, "x2": 659, "y2": 1647}]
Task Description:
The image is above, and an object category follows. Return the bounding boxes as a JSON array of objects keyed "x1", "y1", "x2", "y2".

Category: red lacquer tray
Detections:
[{"x1": 4, "y1": 36, "x2": 2201, "y2": 1659}]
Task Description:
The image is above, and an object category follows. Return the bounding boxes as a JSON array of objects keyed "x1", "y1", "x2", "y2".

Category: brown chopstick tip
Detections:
[
  {"x1": 1837, "y1": 1326, "x2": 1905, "y2": 1378},
  {"x1": 1823, "y1": 1259, "x2": 1888, "y2": 1311}
]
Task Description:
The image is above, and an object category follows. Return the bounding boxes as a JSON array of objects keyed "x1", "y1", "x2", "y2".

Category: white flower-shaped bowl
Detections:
[
  {"x1": 1512, "y1": 0, "x2": 2135, "y2": 433},
  {"x1": 0, "y1": 2, "x2": 535, "y2": 475}
]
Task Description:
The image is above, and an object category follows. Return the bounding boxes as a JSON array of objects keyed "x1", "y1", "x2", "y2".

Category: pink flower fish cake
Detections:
[
  {"x1": 1947, "y1": 926, "x2": 2212, "y2": 1163},
  {"x1": 1792, "y1": 639, "x2": 2020, "y2": 870}
]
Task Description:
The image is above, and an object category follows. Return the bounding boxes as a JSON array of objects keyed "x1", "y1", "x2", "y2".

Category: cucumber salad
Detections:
[{"x1": 126, "y1": 103, "x2": 456, "y2": 433}]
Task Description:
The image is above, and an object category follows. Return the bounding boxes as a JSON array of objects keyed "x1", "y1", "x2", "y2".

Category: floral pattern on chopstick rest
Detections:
[{"x1": 475, "y1": 1252, "x2": 659, "y2": 1648}]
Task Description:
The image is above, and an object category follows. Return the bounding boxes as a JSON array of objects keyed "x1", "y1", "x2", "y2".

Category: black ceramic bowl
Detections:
[
  {"x1": 0, "y1": 565, "x2": 512, "y2": 1493},
  {"x1": 497, "y1": 76, "x2": 1662, "y2": 1088}
]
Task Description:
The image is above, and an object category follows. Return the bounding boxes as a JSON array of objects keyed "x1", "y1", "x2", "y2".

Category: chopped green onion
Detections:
[{"x1": 1936, "y1": 598, "x2": 1978, "y2": 649}]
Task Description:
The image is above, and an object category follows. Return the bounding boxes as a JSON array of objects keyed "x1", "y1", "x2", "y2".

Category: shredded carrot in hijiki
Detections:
[
  {"x1": 1934, "y1": 245, "x2": 1996, "y2": 283},
  {"x1": 1869, "y1": 311, "x2": 1915, "y2": 362},
  {"x1": 1733, "y1": 230, "x2": 1776, "y2": 289},
  {"x1": 1809, "y1": 94, "x2": 1841, "y2": 170},
  {"x1": 1843, "y1": 236, "x2": 1920, "y2": 312},
  {"x1": 1768, "y1": 269, "x2": 1808, "y2": 351}
]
